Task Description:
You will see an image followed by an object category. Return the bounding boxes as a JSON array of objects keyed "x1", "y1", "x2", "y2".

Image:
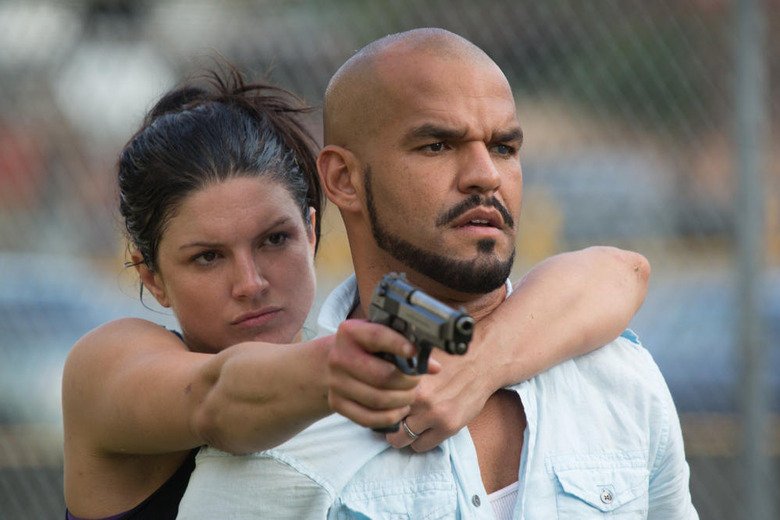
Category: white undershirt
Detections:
[{"x1": 489, "y1": 481, "x2": 519, "y2": 520}]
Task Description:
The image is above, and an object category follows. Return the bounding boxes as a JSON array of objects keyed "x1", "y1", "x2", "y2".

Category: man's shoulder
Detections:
[
  {"x1": 532, "y1": 330, "x2": 672, "y2": 400},
  {"x1": 518, "y1": 330, "x2": 681, "y2": 461},
  {"x1": 578, "y1": 329, "x2": 661, "y2": 372},
  {"x1": 316, "y1": 275, "x2": 358, "y2": 336}
]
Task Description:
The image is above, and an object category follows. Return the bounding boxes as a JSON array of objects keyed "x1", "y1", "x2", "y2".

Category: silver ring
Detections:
[{"x1": 402, "y1": 419, "x2": 420, "y2": 440}]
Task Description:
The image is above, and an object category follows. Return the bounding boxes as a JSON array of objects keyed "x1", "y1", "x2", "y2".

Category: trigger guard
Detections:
[
  {"x1": 415, "y1": 346, "x2": 432, "y2": 375},
  {"x1": 393, "y1": 354, "x2": 418, "y2": 375}
]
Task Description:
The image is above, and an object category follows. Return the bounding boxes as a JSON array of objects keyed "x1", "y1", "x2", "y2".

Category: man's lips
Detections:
[
  {"x1": 231, "y1": 308, "x2": 282, "y2": 327},
  {"x1": 436, "y1": 194, "x2": 514, "y2": 230},
  {"x1": 450, "y1": 207, "x2": 504, "y2": 229}
]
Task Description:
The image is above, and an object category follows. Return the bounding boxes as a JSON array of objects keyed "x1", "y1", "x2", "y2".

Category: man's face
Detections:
[{"x1": 359, "y1": 55, "x2": 523, "y2": 294}]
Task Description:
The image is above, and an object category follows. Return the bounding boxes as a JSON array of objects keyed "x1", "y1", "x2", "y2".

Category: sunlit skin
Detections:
[{"x1": 138, "y1": 176, "x2": 317, "y2": 353}]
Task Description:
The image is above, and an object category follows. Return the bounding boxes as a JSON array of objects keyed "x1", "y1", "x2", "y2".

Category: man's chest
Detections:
[{"x1": 467, "y1": 389, "x2": 526, "y2": 494}]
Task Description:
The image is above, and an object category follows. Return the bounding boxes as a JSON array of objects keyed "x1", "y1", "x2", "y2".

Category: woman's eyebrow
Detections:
[{"x1": 178, "y1": 216, "x2": 293, "y2": 250}]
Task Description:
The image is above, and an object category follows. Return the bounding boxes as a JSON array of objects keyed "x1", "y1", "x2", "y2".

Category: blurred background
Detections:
[{"x1": 0, "y1": 0, "x2": 778, "y2": 518}]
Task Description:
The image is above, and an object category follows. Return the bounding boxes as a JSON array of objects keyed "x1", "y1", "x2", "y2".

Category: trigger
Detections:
[
  {"x1": 395, "y1": 354, "x2": 418, "y2": 375},
  {"x1": 415, "y1": 343, "x2": 433, "y2": 375}
]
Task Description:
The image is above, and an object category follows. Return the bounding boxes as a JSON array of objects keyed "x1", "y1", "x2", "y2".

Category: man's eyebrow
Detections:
[
  {"x1": 492, "y1": 127, "x2": 524, "y2": 146},
  {"x1": 404, "y1": 123, "x2": 468, "y2": 143}
]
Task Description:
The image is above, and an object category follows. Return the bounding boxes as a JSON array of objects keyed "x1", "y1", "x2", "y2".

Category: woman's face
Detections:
[{"x1": 143, "y1": 176, "x2": 317, "y2": 353}]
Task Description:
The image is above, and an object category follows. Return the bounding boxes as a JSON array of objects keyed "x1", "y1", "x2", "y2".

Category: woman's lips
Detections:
[{"x1": 231, "y1": 308, "x2": 282, "y2": 328}]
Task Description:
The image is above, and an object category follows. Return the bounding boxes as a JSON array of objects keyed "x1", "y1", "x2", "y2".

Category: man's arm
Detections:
[
  {"x1": 385, "y1": 246, "x2": 650, "y2": 450},
  {"x1": 646, "y1": 411, "x2": 699, "y2": 519},
  {"x1": 645, "y1": 357, "x2": 699, "y2": 519}
]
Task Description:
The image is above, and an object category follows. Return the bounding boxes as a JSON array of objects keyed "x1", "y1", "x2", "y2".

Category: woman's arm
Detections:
[
  {"x1": 485, "y1": 246, "x2": 650, "y2": 384},
  {"x1": 62, "y1": 317, "x2": 420, "y2": 458},
  {"x1": 193, "y1": 320, "x2": 420, "y2": 453},
  {"x1": 62, "y1": 318, "x2": 328, "y2": 457},
  {"x1": 385, "y1": 246, "x2": 650, "y2": 450},
  {"x1": 63, "y1": 318, "x2": 335, "y2": 514}
]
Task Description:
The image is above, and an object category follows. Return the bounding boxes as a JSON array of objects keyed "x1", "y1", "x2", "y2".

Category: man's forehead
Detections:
[
  {"x1": 384, "y1": 75, "x2": 521, "y2": 140},
  {"x1": 398, "y1": 116, "x2": 523, "y2": 145},
  {"x1": 328, "y1": 35, "x2": 516, "y2": 147},
  {"x1": 378, "y1": 52, "x2": 514, "y2": 105}
]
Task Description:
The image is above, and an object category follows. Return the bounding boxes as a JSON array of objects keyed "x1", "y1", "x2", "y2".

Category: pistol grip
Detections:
[
  {"x1": 375, "y1": 352, "x2": 418, "y2": 375},
  {"x1": 372, "y1": 421, "x2": 401, "y2": 434}
]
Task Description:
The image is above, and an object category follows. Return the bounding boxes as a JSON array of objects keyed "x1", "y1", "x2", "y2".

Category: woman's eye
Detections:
[{"x1": 193, "y1": 251, "x2": 219, "y2": 265}]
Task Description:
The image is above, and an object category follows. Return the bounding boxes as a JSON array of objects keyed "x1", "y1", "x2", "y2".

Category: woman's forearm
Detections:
[
  {"x1": 190, "y1": 336, "x2": 333, "y2": 455},
  {"x1": 476, "y1": 246, "x2": 650, "y2": 388}
]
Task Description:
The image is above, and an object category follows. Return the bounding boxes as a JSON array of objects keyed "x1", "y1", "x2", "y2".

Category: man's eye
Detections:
[
  {"x1": 265, "y1": 232, "x2": 290, "y2": 246},
  {"x1": 494, "y1": 144, "x2": 514, "y2": 155},
  {"x1": 425, "y1": 142, "x2": 445, "y2": 152}
]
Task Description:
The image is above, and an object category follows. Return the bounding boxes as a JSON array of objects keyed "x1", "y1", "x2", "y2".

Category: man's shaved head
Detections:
[
  {"x1": 317, "y1": 27, "x2": 521, "y2": 298},
  {"x1": 323, "y1": 28, "x2": 501, "y2": 150}
]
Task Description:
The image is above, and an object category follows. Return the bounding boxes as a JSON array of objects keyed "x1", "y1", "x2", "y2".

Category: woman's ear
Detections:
[
  {"x1": 131, "y1": 249, "x2": 170, "y2": 308},
  {"x1": 317, "y1": 145, "x2": 363, "y2": 213}
]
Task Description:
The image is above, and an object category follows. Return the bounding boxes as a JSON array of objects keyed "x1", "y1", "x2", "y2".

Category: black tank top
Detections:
[
  {"x1": 66, "y1": 330, "x2": 197, "y2": 520},
  {"x1": 65, "y1": 448, "x2": 198, "y2": 520}
]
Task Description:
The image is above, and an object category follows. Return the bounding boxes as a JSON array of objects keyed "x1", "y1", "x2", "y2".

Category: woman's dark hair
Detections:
[{"x1": 118, "y1": 61, "x2": 323, "y2": 271}]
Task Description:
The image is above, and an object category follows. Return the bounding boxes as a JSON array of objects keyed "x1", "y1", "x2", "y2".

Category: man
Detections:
[{"x1": 178, "y1": 28, "x2": 696, "y2": 518}]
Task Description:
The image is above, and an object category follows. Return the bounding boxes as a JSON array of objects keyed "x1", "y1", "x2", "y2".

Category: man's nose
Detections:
[
  {"x1": 457, "y1": 144, "x2": 502, "y2": 195},
  {"x1": 232, "y1": 254, "x2": 267, "y2": 299}
]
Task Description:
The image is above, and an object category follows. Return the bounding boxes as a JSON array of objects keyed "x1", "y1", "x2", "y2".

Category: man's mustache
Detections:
[{"x1": 436, "y1": 193, "x2": 514, "y2": 229}]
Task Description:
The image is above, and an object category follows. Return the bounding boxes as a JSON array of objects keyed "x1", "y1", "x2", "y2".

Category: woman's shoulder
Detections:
[
  {"x1": 87, "y1": 316, "x2": 178, "y2": 335},
  {"x1": 64, "y1": 318, "x2": 185, "y2": 384},
  {"x1": 71, "y1": 318, "x2": 182, "y2": 353}
]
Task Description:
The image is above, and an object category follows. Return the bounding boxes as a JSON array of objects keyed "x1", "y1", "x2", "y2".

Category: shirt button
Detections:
[
  {"x1": 600, "y1": 489, "x2": 614, "y2": 504},
  {"x1": 472, "y1": 494, "x2": 481, "y2": 507}
]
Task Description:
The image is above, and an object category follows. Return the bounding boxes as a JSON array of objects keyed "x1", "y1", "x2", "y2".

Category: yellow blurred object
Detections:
[{"x1": 515, "y1": 186, "x2": 563, "y2": 266}]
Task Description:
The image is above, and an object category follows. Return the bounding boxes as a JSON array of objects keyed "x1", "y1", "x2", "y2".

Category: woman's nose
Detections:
[{"x1": 231, "y1": 255, "x2": 267, "y2": 299}]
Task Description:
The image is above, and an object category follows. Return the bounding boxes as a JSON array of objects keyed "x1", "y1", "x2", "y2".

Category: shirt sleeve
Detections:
[
  {"x1": 176, "y1": 448, "x2": 334, "y2": 519},
  {"x1": 646, "y1": 374, "x2": 699, "y2": 519}
]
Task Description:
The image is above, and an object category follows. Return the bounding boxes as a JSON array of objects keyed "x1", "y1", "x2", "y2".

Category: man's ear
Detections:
[
  {"x1": 131, "y1": 249, "x2": 170, "y2": 308},
  {"x1": 317, "y1": 145, "x2": 363, "y2": 212}
]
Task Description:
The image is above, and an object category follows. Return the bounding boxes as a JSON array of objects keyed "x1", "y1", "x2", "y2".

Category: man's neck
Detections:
[{"x1": 353, "y1": 269, "x2": 508, "y2": 323}]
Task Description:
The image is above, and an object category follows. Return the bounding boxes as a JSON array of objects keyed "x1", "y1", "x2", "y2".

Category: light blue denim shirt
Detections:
[{"x1": 177, "y1": 275, "x2": 698, "y2": 519}]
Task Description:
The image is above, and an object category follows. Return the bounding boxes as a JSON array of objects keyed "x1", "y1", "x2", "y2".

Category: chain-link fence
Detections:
[{"x1": 1, "y1": 1, "x2": 778, "y2": 518}]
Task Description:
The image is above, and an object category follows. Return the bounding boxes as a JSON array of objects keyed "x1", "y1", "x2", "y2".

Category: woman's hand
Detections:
[
  {"x1": 327, "y1": 319, "x2": 440, "y2": 431},
  {"x1": 385, "y1": 346, "x2": 490, "y2": 451}
]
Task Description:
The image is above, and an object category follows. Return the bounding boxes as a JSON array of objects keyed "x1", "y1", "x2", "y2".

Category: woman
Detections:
[{"x1": 62, "y1": 63, "x2": 649, "y2": 519}]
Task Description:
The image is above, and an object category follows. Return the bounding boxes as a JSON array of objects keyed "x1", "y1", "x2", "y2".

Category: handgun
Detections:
[
  {"x1": 369, "y1": 272, "x2": 474, "y2": 375},
  {"x1": 368, "y1": 273, "x2": 474, "y2": 433}
]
